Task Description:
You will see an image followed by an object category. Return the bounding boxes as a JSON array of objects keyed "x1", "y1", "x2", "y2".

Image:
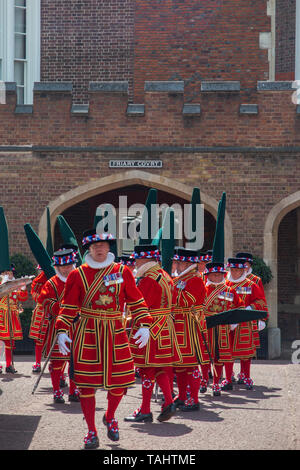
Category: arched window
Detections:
[{"x1": 0, "y1": 0, "x2": 40, "y2": 104}]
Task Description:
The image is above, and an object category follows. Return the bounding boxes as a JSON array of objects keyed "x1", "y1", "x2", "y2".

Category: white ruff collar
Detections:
[
  {"x1": 176, "y1": 263, "x2": 197, "y2": 279},
  {"x1": 206, "y1": 279, "x2": 225, "y2": 287},
  {"x1": 54, "y1": 265, "x2": 76, "y2": 283},
  {"x1": 85, "y1": 252, "x2": 115, "y2": 269},
  {"x1": 226, "y1": 271, "x2": 247, "y2": 284},
  {"x1": 135, "y1": 261, "x2": 158, "y2": 278}
]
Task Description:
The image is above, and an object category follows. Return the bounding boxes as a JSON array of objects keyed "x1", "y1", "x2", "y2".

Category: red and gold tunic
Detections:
[
  {"x1": 204, "y1": 282, "x2": 243, "y2": 364},
  {"x1": 38, "y1": 275, "x2": 69, "y2": 360},
  {"x1": 55, "y1": 262, "x2": 152, "y2": 390},
  {"x1": 172, "y1": 267, "x2": 210, "y2": 366},
  {"x1": 131, "y1": 264, "x2": 182, "y2": 367},
  {"x1": 0, "y1": 288, "x2": 28, "y2": 342},
  {"x1": 226, "y1": 276, "x2": 268, "y2": 359},
  {"x1": 29, "y1": 271, "x2": 49, "y2": 343},
  {"x1": 247, "y1": 272, "x2": 264, "y2": 291}
]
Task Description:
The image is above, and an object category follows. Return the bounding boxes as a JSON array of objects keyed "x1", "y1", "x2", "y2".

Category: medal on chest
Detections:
[
  {"x1": 218, "y1": 291, "x2": 234, "y2": 302},
  {"x1": 236, "y1": 286, "x2": 252, "y2": 295},
  {"x1": 103, "y1": 272, "x2": 123, "y2": 286},
  {"x1": 176, "y1": 280, "x2": 186, "y2": 290}
]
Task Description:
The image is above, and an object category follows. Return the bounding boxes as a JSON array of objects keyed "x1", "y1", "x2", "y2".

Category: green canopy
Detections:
[
  {"x1": 46, "y1": 207, "x2": 54, "y2": 258},
  {"x1": 152, "y1": 227, "x2": 162, "y2": 246},
  {"x1": 57, "y1": 215, "x2": 83, "y2": 265},
  {"x1": 188, "y1": 187, "x2": 201, "y2": 247},
  {"x1": 206, "y1": 308, "x2": 267, "y2": 329},
  {"x1": 0, "y1": 206, "x2": 11, "y2": 272},
  {"x1": 161, "y1": 207, "x2": 175, "y2": 275},
  {"x1": 138, "y1": 188, "x2": 158, "y2": 245},
  {"x1": 24, "y1": 223, "x2": 56, "y2": 279},
  {"x1": 212, "y1": 192, "x2": 226, "y2": 264}
]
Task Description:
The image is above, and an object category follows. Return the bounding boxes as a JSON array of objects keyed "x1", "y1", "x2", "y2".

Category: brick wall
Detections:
[
  {"x1": 275, "y1": 0, "x2": 296, "y2": 81},
  {"x1": 41, "y1": 0, "x2": 135, "y2": 102},
  {"x1": 1, "y1": 143, "x2": 300, "y2": 262},
  {"x1": 40, "y1": 0, "x2": 271, "y2": 103},
  {"x1": 1, "y1": 85, "x2": 300, "y2": 147},
  {"x1": 134, "y1": 0, "x2": 270, "y2": 101}
]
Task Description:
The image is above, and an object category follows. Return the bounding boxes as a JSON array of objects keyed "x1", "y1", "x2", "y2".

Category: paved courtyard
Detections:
[{"x1": 0, "y1": 355, "x2": 299, "y2": 454}]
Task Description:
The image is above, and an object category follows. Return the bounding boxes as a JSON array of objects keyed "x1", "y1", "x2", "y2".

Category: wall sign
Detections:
[{"x1": 109, "y1": 160, "x2": 163, "y2": 168}]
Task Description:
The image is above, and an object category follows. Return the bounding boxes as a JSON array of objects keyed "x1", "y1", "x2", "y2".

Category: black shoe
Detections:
[
  {"x1": 221, "y1": 381, "x2": 233, "y2": 391},
  {"x1": 200, "y1": 385, "x2": 207, "y2": 393},
  {"x1": 84, "y1": 431, "x2": 99, "y2": 450},
  {"x1": 237, "y1": 374, "x2": 245, "y2": 385},
  {"x1": 0, "y1": 366, "x2": 2, "y2": 374},
  {"x1": 103, "y1": 414, "x2": 119, "y2": 442},
  {"x1": 6, "y1": 365, "x2": 17, "y2": 374},
  {"x1": 212, "y1": 385, "x2": 221, "y2": 397},
  {"x1": 124, "y1": 410, "x2": 153, "y2": 423},
  {"x1": 157, "y1": 402, "x2": 176, "y2": 422},
  {"x1": 245, "y1": 379, "x2": 254, "y2": 390},
  {"x1": 69, "y1": 393, "x2": 80, "y2": 402},
  {"x1": 180, "y1": 403, "x2": 200, "y2": 412},
  {"x1": 53, "y1": 390, "x2": 65, "y2": 404},
  {"x1": 60, "y1": 377, "x2": 67, "y2": 388},
  {"x1": 173, "y1": 397, "x2": 185, "y2": 409}
]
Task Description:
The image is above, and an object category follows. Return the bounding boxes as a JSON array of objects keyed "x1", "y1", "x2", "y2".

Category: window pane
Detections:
[
  {"x1": 15, "y1": 0, "x2": 26, "y2": 6},
  {"x1": 15, "y1": 7, "x2": 26, "y2": 34},
  {"x1": 17, "y1": 86, "x2": 24, "y2": 104},
  {"x1": 14, "y1": 61, "x2": 25, "y2": 86},
  {"x1": 15, "y1": 34, "x2": 26, "y2": 59}
]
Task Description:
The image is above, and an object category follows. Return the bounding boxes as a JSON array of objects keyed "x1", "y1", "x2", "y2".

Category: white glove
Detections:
[
  {"x1": 258, "y1": 320, "x2": 266, "y2": 331},
  {"x1": 134, "y1": 327, "x2": 150, "y2": 349},
  {"x1": 230, "y1": 323, "x2": 238, "y2": 331},
  {"x1": 57, "y1": 333, "x2": 72, "y2": 355}
]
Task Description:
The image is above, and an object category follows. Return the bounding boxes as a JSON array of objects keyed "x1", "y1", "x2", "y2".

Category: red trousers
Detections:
[
  {"x1": 79, "y1": 387, "x2": 126, "y2": 434},
  {"x1": 201, "y1": 361, "x2": 234, "y2": 385},
  {"x1": 139, "y1": 366, "x2": 173, "y2": 414},
  {"x1": 49, "y1": 359, "x2": 77, "y2": 395},
  {"x1": 175, "y1": 366, "x2": 201, "y2": 404}
]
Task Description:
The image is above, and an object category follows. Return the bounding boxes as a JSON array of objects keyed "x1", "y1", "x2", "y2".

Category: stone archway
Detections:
[
  {"x1": 264, "y1": 191, "x2": 300, "y2": 358},
  {"x1": 38, "y1": 170, "x2": 233, "y2": 256}
]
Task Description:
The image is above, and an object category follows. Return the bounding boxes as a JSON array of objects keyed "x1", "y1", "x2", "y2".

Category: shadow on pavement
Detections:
[{"x1": 0, "y1": 414, "x2": 41, "y2": 450}]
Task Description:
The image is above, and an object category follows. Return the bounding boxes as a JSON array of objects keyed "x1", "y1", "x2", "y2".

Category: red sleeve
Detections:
[
  {"x1": 17, "y1": 289, "x2": 29, "y2": 302},
  {"x1": 55, "y1": 269, "x2": 83, "y2": 332},
  {"x1": 38, "y1": 279, "x2": 60, "y2": 319},
  {"x1": 31, "y1": 272, "x2": 48, "y2": 301},
  {"x1": 122, "y1": 266, "x2": 152, "y2": 327},
  {"x1": 248, "y1": 283, "x2": 269, "y2": 320}
]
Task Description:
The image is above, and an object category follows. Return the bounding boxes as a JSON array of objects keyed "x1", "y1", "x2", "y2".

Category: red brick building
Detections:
[{"x1": 0, "y1": 0, "x2": 300, "y2": 358}]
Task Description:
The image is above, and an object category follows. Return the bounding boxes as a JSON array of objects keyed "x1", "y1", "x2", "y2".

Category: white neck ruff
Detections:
[
  {"x1": 85, "y1": 252, "x2": 115, "y2": 269},
  {"x1": 177, "y1": 263, "x2": 197, "y2": 278},
  {"x1": 206, "y1": 279, "x2": 225, "y2": 287},
  {"x1": 135, "y1": 261, "x2": 158, "y2": 278},
  {"x1": 55, "y1": 265, "x2": 76, "y2": 283},
  {"x1": 226, "y1": 270, "x2": 247, "y2": 284}
]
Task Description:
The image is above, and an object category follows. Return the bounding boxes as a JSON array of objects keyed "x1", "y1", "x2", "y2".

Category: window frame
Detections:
[
  {"x1": 0, "y1": 0, "x2": 40, "y2": 104},
  {"x1": 296, "y1": 0, "x2": 300, "y2": 81}
]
